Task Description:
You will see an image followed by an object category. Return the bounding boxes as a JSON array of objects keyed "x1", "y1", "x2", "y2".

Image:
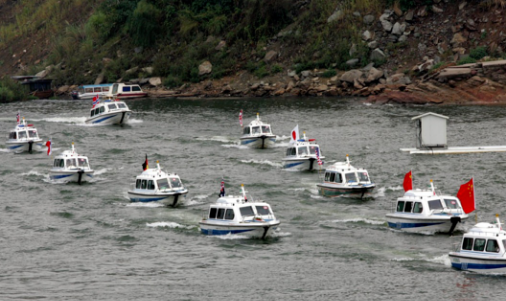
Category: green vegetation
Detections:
[
  {"x1": 322, "y1": 69, "x2": 337, "y2": 78},
  {"x1": 457, "y1": 57, "x2": 477, "y2": 65},
  {"x1": 0, "y1": 77, "x2": 28, "y2": 102},
  {"x1": 469, "y1": 46, "x2": 488, "y2": 60}
]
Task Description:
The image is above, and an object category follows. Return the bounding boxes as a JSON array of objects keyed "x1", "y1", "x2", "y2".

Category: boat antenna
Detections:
[
  {"x1": 430, "y1": 179, "x2": 436, "y2": 195},
  {"x1": 72, "y1": 141, "x2": 75, "y2": 154},
  {"x1": 241, "y1": 184, "x2": 248, "y2": 202},
  {"x1": 256, "y1": 112, "x2": 260, "y2": 121},
  {"x1": 496, "y1": 214, "x2": 502, "y2": 230},
  {"x1": 303, "y1": 131, "x2": 307, "y2": 141},
  {"x1": 346, "y1": 154, "x2": 350, "y2": 167},
  {"x1": 156, "y1": 160, "x2": 161, "y2": 172}
]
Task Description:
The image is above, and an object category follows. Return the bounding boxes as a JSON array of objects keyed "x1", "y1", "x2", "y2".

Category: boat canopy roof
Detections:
[
  {"x1": 78, "y1": 84, "x2": 113, "y2": 89},
  {"x1": 213, "y1": 196, "x2": 269, "y2": 207}
]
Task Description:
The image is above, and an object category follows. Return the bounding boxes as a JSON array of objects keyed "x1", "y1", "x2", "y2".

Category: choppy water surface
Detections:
[{"x1": 2, "y1": 98, "x2": 506, "y2": 300}]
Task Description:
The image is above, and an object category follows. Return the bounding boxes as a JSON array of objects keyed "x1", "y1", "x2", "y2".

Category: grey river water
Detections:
[{"x1": 1, "y1": 97, "x2": 506, "y2": 300}]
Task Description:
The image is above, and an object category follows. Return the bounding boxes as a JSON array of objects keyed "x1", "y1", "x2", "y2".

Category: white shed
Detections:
[{"x1": 412, "y1": 112, "x2": 449, "y2": 149}]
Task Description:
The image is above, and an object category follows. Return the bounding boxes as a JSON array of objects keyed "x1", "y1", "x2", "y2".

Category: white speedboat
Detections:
[
  {"x1": 107, "y1": 83, "x2": 147, "y2": 99},
  {"x1": 49, "y1": 142, "x2": 94, "y2": 184},
  {"x1": 84, "y1": 97, "x2": 132, "y2": 125},
  {"x1": 71, "y1": 84, "x2": 113, "y2": 100},
  {"x1": 283, "y1": 131, "x2": 324, "y2": 171},
  {"x1": 386, "y1": 180, "x2": 471, "y2": 234},
  {"x1": 316, "y1": 155, "x2": 375, "y2": 197},
  {"x1": 240, "y1": 113, "x2": 276, "y2": 149},
  {"x1": 6, "y1": 117, "x2": 43, "y2": 153},
  {"x1": 127, "y1": 160, "x2": 188, "y2": 207},
  {"x1": 199, "y1": 184, "x2": 281, "y2": 239},
  {"x1": 449, "y1": 215, "x2": 506, "y2": 274}
]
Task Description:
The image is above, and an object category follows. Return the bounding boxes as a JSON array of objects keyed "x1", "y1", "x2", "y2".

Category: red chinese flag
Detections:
[
  {"x1": 457, "y1": 178, "x2": 475, "y2": 214},
  {"x1": 403, "y1": 170, "x2": 413, "y2": 192}
]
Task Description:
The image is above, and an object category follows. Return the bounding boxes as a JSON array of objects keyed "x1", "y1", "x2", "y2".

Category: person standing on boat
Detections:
[{"x1": 219, "y1": 181, "x2": 225, "y2": 197}]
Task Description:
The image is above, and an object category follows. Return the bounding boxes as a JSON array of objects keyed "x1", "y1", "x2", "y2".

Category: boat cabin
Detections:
[
  {"x1": 286, "y1": 143, "x2": 321, "y2": 157},
  {"x1": 393, "y1": 190, "x2": 464, "y2": 215},
  {"x1": 79, "y1": 84, "x2": 111, "y2": 95},
  {"x1": 134, "y1": 175, "x2": 183, "y2": 192},
  {"x1": 9, "y1": 124, "x2": 40, "y2": 141},
  {"x1": 458, "y1": 222, "x2": 506, "y2": 254},
  {"x1": 323, "y1": 166, "x2": 371, "y2": 184},
  {"x1": 243, "y1": 124, "x2": 272, "y2": 136},
  {"x1": 206, "y1": 197, "x2": 276, "y2": 222},
  {"x1": 53, "y1": 156, "x2": 91, "y2": 170},
  {"x1": 89, "y1": 100, "x2": 129, "y2": 118}
]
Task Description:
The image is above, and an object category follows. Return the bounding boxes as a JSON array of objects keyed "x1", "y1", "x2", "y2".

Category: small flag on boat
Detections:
[
  {"x1": 142, "y1": 154, "x2": 148, "y2": 171},
  {"x1": 316, "y1": 147, "x2": 323, "y2": 165},
  {"x1": 403, "y1": 170, "x2": 413, "y2": 192},
  {"x1": 92, "y1": 94, "x2": 99, "y2": 108},
  {"x1": 239, "y1": 110, "x2": 243, "y2": 127},
  {"x1": 290, "y1": 124, "x2": 299, "y2": 144},
  {"x1": 16, "y1": 111, "x2": 20, "y2": 124},
  {"x1": 219, "y1": 181, "x2": 225, "y2": 197},
  {"x1": 457, "y1": 178, "x2": 475, "y2": 214},
  {"x1": 45, "y1": 139, "x2": 52, "y2": 156}
]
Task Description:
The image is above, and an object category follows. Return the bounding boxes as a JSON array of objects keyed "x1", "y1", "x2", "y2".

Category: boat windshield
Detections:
[
  {"x1": 345, "y1": 172, "x2": 358, "y2": 183},
  {"x1": 54, "y1": 158, "x2": 64, "y2": 167},
  {"x1": 298, "y1": 146, "x2": 308, "y2": 155},
  {"x1": 428, "y1": 200, "x2": 444, "y2": 210},
  {"x1": 444, "y1": 198, "x2": 460, "y2": 209},
  {"x1": 243, "y1": 127, "x2": 251, "y2": 135},
  {"x1": 255, "y1": 205, "x2": 271, "y2": 215},
  {"x1": 286, "y1": 147, "x2": 296, "y2": 156},
  {"x1": 8, "y1": 132, "x2": 16, "y2": 139},
  {"x1": 462, "y1": 237, "x2": 473, "y2": 250},
  {"x1": 169, "y1": 177, "x2": 182, "y2": 188},
  {"x1": 77, "y1": 158, "x2": 88, "y2": 168},
  {"x1": 261, "y1": 125, "x2": 271, "y2": 134},
  {"x1": 358, "y1": 172, "x2": 369, "y2": 182},
  {"x1": 28, "y1": 130, "x2": 38, "y2": 138},
  {"x1": 108, "y1": 104, "x2": 117, "y2": 110},
  {"x1": 240, "y1": 206, "x2": 255, "y2": 217},
  {"x1": 252, "y1": 126, "x2": 261, "y2": 134},
  {"x1": 309, "y1": 146, "x2": 319, "y2": 155},
  {"x1": 117, "y1": 103, "x2": 127, "y2": 109},
  {"x1": 66, "y1": 158, "x2": 77, "y2": 169},
  {"x1": 18, "y1": 131, "x2": 27, "y2": 139},
  {"x1": 157, "y1": 178, "x2": 170, "y2": 190}
]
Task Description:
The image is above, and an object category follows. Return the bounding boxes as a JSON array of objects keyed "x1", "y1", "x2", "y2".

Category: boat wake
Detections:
[
  {"x1": 42, "y1": 116, "x2": 88, "y2": 125},
  {"x1": 221, "y1": 143, "x2": 249, "y2": 149},
  {"x1": 196, "y1": 136, "x2": 235, "y2": 143},
  {"x1": 330, "y1": 218, "x2": 386, "y2": 225},
  {"x1": 146, "y1": 222, "x2": 197, "y2": 230},
  {"x1": 127, "y1": 118, "x2": 143, "y2": 124},
  {"x1": 240, "y1": 159, "x2": 283, "y2": 168},
  {"x1": 126, "y1": 202, "x2": 165, "y2": 208},
  {"x1": 21, "y1": 170, "x2": 47, "y2": 177},
  {"x1": 277, "y1": 135, "x2": 291, "y2": 141},
  {"x1": 372, "y1": 187, "x2": 386, "y2": 198},
  {"x1": 0, "y1": 148, "x2": 10, "y2": 153},
  {"x1": 94, "y1": 168, "x2": 108, "y2": 175}
]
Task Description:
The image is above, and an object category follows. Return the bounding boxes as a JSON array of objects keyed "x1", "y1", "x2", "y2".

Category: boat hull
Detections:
[
  {"x1": 386, "y1": 214, "x2": 467, "y2": 233},
  {"x1": 6, "y1": 140, "x2": 43, "y2": 153},
  {"x1": 283, "y1": 158, "x2": 324, "y2": 171},
  {"x1": 240, "y1": 136, "x2": 276, "y2": 149},
  {"x1": 127, "y1": 190, "x2": 188, "y2": 207},
  {"x1": 49, "y1": 170, "x2": 94, "y2": 183},
  {"x1": 116, "y1": 92, "x2": 148, "y2": 99},
  {"x1": 449, "y1": 252, "x2": 506, "y2": 274},
  {"x1": 85, "y1": 111, "x2": 131, "y2": 125},
  {"x1": 317, "y1": 183, "x2": 375, "y2": 197},
  {"x1": 199, "y1": 220, "x2": 280, "y2": 239}
]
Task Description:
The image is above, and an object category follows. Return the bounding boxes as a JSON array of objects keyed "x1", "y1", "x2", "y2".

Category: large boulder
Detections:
[
  {"x1": 365, "y1": 67, "x2": 384, "y2": 83},
  {"x1": 386, "y1": 73, "x2": 411, "y2": 85},
  {"x1": 327, "y1": 9, "x2": 344, "y2": 23},
  {"x1": 370, "y1": 48, "x2": 387, "y2": 61},
  {"x1": 149, "y1": 77, "x2": 162, "y2": 86},
  {"x1": 340, "y1": 69, "x2": 363, "y2": 83},
  {"x1": 379, "y1": 12, "x2": 393, "y2": 32},
  {"x1": 198, "y1": 61, "x2": 212, "y2": 76},
  {"x1": 264, "y1": 50, "x2": 278, "y2": 62}
]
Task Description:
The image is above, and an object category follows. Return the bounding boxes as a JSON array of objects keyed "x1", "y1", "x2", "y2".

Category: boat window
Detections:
[
  {"x1": 66, "y1": 159, "x2": 77, "y2": 168},
  {"x1": 132, "y1": 86, "x2": 141, "y2": 92},
  {"x1": 136, "y1": 179, "x2": 142, "y2": 189},
  {"x1": 91, "y1": 110, "x2": 95, "y2": 117},
  {"x1": 108, "y1": 104, "x2": 117, "y2": 110},
  {"x1": 252, "y1": 126, "x2": 260, "y2": 134},
  {"x1": 428, "y1": 200, "x2": 443, "y2": 210},
  {"x1": 53, "y1": 159, "x2": 60, "y2": 167},
  {"x1": 255, "y1": 205, "x2": 270, "y2": 215},
  {"x1": 286, "y1": 148, "x2": 296, "y2": 156},
  {"x1": 77, "y1": 158, "x2": 88, "y2": 168},
  {"x1": 225, "y1": 209, "x2": 235, "y2": 220},
  {"x1": 103, "y1": 87, "x2": 110, "y2": 92},
  {"x1": 329, "y1": 172, "x2": 335, "y2": 182},
  {"x1": 404, "y1": 201, "x2": 413, "y2": 213},
  {"x1": 309, "y1": 146, "x2": 318, "y2": 155},
  {"x1": 156, "y1": 179, "x2": 169, "y2": 190},
  {"x1": 462, "y1": 237, "x2": 473, "y2": 250},
  {"x1": 358, "y1": 172, "x2": 369, "y2": 182},
  {"x1": 334, "y1": 173, "x2": 342, "y2": 183},
  {"x1": 100, "y1": 106, "x2": 105, "y2": 113},
  {"x1": 396, "y1": 201, "x2": 405, "y2": 212},
  {"x1": 473, "y1": 238, "x2": 486, "y2": 252},
  {"x1": 503, "y1": 240, "x2": 506, "y2": 250},
  {"x1": 59, "y1": 159, "x2": 64, "y2": 167},
  {"x1": 18, "y1": 131, "x2": 27, "y2": 139},
  {"x1": 141, "y1": 179, "x2": 147, "y2": 189},
  {"x1": 217, "y1": 208, "x2": 225, "y2": 219},
  {"x1": 117, "y1": 103, "x2": 127, "y2": 109},
  {"x1": 85, "y1": 88, "x2": 93, "y2": 93},
  {"x1": 28, "y1": 130, "x2": 38, "y2": 138},
  {"x1": 94, "y1": 87, "x2": 101, "y2": 92},
  {"x1": 95, "y1": 108, "x2": 100, "y2": 115},
  {"x1": 122, "y1": 86, "x2": 131, "y2": 92},
  {"x1": 298, "y1": 146, "x2": 308, "y2": 155},
  {"x1": 209, "y1": 208, "x2": 217, "y2": 219},
  {"x1": 444, "y1": 198, "x2": 460, "y2": 209},
  {"x1": 413, "y1": 202, "x2": 423, "y2": 213},
  {"x1": 147, "y1": 180, "x2": 155, "y2": 190},
  {"x1": 78, "y1": 87, "x2": 85, "y2": 94},
  {"x1": 240, "y1": 206, "x2": 255, "y2": 217},
  {"x1": 261, "y1": 125, "x2": 270, "y2": 133},
  {"x1": 325, "y1": 172, "x2": 331, "y2": 181},
  {"x1": 486, "y1": 239, "x2": 500, "y2": 253},
  {"x1": 9, "y1": 132, "x2": 16, "y2": 139},
  {"x1": 169, "y1": 177, "x2": 182, "y2": 188},
  {"x1": 345, "y1": 172, "x2": 358, "y2": 183},
  {"x1": 243, "y1": 127, "x2": 250, "y2": 135}
]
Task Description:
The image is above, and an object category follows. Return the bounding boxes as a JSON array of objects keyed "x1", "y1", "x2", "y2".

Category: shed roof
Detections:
[{"x1": 411, "y1": 112, "x2": 449, "y2": 121}]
